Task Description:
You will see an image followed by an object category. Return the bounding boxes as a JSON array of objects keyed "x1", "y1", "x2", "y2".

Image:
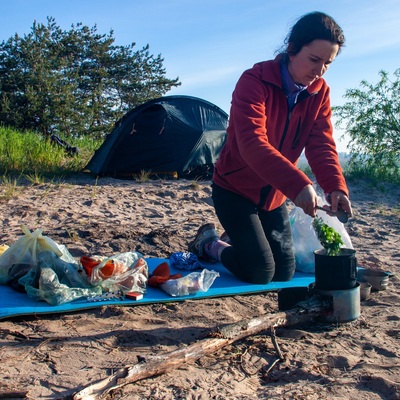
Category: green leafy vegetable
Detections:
[{"x1": 313, "y1": 217, "x2": 344, "y2": 256}]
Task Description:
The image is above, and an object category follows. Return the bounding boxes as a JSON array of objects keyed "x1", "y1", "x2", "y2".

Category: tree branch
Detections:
[{"x1": 72, "y1": 296, "x2": 329, "y2": 400}]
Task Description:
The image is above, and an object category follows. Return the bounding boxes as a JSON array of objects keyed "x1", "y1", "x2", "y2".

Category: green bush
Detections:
[{"x1": 334, "y1": 69, "x2": 400, "y2": 183}]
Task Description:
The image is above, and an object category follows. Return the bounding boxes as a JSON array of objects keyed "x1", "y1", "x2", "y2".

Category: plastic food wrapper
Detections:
[
  {"x1": 19, "y1": 251, "x2": 101, "y2": 305},
  {"x1": 0, "y1": 244, "x2": 9, "y2": 257},
  {"x1": 169, "y1": 251, "x2": 204, "y2": 271},
  {"x1": 0, "y1": 225, "x2": 64, "y2": 284},
  {"x1": 160, "y1": 269, "x2": 220, "y2": 297},
  {"x1": 86, "y1": 252, "x2": 149, "y2": 294},
  {"x1": 290, "y1": 201, "x2": 353, "y2": 273}
]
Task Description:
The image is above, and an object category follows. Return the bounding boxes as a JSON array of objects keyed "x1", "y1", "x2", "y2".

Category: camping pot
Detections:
[
  {"x1": 314, "y1": 248, "x2": 357, "y2": 290},
  {"x1": 359, "y1": 282, "x2": 372, "y2": 301},
  {"x1": 357, "y1": 269, "x2": 391, "y2": 291},
  {"x1": 316, "y1": 283, "x2": 360, "y2": 323}
]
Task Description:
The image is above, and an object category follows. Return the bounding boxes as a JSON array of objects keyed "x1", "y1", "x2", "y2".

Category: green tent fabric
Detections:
[{"x1": 85, "y1": 96, "x2": 228, "y2": 179}]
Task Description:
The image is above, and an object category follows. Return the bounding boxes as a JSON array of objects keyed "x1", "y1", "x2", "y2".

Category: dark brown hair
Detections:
[{"x1": 285, "y1": 12, "x2": 345, "y2": 56}]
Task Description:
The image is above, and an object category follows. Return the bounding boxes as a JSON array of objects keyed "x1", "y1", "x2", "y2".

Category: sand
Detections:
[{"x1": 0, "y1": 175, "x2": 399, "y2": 399}]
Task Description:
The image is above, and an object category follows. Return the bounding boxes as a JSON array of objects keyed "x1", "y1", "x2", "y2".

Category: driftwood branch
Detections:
[
  {"x1": 72, "y1": 296, "x2": 329, "y2": 400},
  {"x1": 0, "y1": 391, "x2": 28, "y2": 399}
]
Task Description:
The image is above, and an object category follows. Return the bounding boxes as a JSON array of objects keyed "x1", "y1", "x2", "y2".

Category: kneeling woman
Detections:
[{"x1": 189, "y1": 11, "x2": 352, "y2": 284}]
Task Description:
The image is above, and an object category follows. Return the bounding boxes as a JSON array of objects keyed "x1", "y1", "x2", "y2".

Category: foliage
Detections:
[
  {"x1": 333, "y1": 69, "x2": 400, "y2": 181},
  {"x1": 0, "y1": 17, "x2": 180, "y2": 139},
  {"x1": 343, "y1": 161, "x2": 400, "y2": 185},
  {"x1": 313, "y1": 217, "x2": 343, "y2": 256},
  {"x1": 0, "y1": 126, "x2": 101, "y2": 177}
]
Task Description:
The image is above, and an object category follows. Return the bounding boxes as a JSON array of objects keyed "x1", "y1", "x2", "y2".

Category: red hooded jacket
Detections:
[{"x1": 213, "y1": 56, "x2": 348, "y2": 211}]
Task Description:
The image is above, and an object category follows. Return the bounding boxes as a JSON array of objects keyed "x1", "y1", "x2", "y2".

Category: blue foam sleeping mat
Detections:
[{"x1": 0, "y1": 258, "x2": 316, "y2": 320}]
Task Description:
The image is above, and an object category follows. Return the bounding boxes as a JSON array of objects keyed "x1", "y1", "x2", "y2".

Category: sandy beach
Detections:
[{"x1": 0, "y1": 175, "x2": 399, "y2": 399}]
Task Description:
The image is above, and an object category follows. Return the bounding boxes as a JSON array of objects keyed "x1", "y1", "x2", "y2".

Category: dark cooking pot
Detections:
[{"x1": 314, "y1": 248, "x2": 357, "y2": 290}]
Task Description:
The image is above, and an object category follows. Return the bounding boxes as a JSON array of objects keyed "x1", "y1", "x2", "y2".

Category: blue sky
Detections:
[{"x1": 1, "y1": 0, "x2": 399, "y2": 152}]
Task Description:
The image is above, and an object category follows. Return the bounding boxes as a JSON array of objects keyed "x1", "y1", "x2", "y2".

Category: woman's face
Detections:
[{"x1": 287, "y1": 39, "x2": 339, "y2": 86}]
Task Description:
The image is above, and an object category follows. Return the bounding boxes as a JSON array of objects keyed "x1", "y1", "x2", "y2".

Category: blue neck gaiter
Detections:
[{"x1": 280, "y1": 57, "x2": 307, "y2": 111}]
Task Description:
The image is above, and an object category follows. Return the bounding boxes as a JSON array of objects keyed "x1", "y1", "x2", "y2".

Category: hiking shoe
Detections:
[{"x1": 188, "y1": 223, "x2": 219, "y2": 258}]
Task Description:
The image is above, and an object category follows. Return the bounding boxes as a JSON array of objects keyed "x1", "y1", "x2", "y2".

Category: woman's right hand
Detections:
[{"x1": 294, "y1": 185, "x2": 318, "y2": 217}]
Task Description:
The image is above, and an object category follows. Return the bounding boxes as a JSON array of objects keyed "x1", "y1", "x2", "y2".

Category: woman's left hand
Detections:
[{"x1": 328, "y1": 191, "x2": 352, "y2": 217}]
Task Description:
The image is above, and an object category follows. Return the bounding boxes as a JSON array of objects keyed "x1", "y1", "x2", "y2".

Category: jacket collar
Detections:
[{"x1": 261, "y1": 54, "x2": 325, "y2": 94}]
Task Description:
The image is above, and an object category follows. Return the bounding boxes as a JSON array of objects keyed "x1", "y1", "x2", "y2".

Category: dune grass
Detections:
[{"x1": 0, "y1": 127, "x2": 101, "y2": 183}]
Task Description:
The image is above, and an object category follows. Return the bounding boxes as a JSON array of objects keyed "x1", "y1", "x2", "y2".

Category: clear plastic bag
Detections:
[
  {"x1": 160, "y1": 269, "x2": 220, "y2": 297},
  {"x1": 19, "y1": 251, "x2": 101, "y2": 305},
  {"x1": 290, "y1": 204, "x2": 353, "y2": 273},
  {"x1": 0, "y1": 225, "x2": 63, "y2": 284},
  {"x1": 23, "y1": 268, "x2": 101, "y2": 305},
  {"x1": 86, "y1": 252, "x2": 149, "y2": 294}
]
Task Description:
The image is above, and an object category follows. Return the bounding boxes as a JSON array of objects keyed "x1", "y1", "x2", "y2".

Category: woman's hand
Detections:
[
  {"x1": 327, "y1": 191, "x2": 353, "y2": 217},
  {"x1": 294, "y1": 185, "x2": 318, "y2": 217}
]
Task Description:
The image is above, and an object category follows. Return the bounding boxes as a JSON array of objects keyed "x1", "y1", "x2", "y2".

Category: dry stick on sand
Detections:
[
  {"x1": 0, "y1": 392, "x2": 29, "y2": 399},
  {"x1": 73, "y1": 296, "x2": 330, "y2": 400}
]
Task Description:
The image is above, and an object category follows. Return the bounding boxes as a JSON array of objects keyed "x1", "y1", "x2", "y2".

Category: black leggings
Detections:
[{"x1": 212, "y1": 183, "x2": 295, "y2": 284}]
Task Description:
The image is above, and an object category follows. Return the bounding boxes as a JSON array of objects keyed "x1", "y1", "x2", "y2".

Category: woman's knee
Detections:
[
  {"x1": 244, "y1": 267, "x2": 275, "y2": 284},
  {"x1": 245, "y1": 262, "x2": 295, "y2": 284},
  {"x1": 272, "y1": 257, "x2": 296, "y2": 281},
  {"x1": 237, "y1": 258, "x2": 295, "y2": 284},
  {"x1": 236, "y1": 256, "x2": 276, "y2": 284}
]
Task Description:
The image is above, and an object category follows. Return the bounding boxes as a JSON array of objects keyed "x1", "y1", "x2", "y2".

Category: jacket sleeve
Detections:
[
  {"x1": 229, "y1": 68, "x2": 313, "y2": 201},
  {"x1": 304, "y1": 86, "x2": 349, "y2": 197}
]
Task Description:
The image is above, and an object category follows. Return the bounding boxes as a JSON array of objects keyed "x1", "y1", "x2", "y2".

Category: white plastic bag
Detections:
[{"x1": 290, "y1": 206, "x2": 353, "y2": 273}]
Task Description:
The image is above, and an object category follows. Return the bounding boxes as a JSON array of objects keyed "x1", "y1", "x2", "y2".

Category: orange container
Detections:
[{"x1": 80, "y1": 256, "x2": 115, "y2": 278}]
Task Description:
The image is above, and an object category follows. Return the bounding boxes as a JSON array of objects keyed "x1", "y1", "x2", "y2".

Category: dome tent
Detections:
[{"x1": 85, "y1": 95, "x2": 228, "y2": 179}]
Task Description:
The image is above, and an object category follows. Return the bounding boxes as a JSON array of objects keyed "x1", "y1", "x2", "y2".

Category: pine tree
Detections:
[{"x1": 0, "y1": 17, "x2": 181, "y2": 138}]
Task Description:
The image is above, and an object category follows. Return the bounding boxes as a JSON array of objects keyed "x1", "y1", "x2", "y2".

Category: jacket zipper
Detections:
[
  {"x1": 220, "y1": 88, "x2": 318, "y2": 206},
  {"x1": 278, "y1": 107, "x2": 291, "y2": 151},
  {"x1": 292, "y1": 117, "x2": 302, "y2": 149},
  {"x1": 259, "y1": 90, "x2": 316, "y2": 208},
  {"x1": 279, "y1": 89, "x2": 318, "y2": 151}
]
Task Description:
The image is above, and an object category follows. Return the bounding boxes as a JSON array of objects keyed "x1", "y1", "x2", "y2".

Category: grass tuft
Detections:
[{"x1": 0, "y1": 127, "x2": 102, "y2": 179}]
